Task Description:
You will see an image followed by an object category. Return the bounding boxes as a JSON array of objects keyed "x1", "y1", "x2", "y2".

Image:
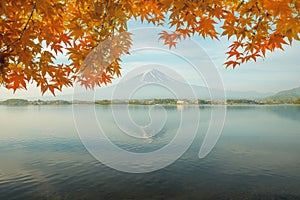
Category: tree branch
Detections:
[{"x1": 0, "y1": 2, "x2": 36, "y2": 53}]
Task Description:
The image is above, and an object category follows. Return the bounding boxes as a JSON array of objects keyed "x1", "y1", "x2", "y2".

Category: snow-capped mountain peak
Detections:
[{"x1": 141, "y1": 68, "x2": 169, "y2": 83}]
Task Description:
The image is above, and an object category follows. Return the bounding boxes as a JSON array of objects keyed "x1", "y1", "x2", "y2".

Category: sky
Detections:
[{"x1": 1, "y1": 19, "x2": 300, "y2": 100}]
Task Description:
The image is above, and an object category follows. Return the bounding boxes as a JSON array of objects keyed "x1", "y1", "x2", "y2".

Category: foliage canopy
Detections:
[{"x1": 1, "y1": 0, "x2": 299, "y2": 94}]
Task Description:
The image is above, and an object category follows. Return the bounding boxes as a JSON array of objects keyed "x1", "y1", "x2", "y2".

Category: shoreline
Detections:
[{"x1": 1, "y1": 98, "x2": 299, "y2": 106}]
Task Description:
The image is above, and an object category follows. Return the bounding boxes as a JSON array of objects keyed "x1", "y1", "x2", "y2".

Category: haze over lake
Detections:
[{"x1": 0, "y1": 105, "x2": 300, "y2": 199}]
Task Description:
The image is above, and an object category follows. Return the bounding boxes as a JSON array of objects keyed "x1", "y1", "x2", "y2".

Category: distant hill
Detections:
[
  {"x1": 0, "y1": 99, "x2": 71, "y2": 106},
  {"x1": 0, "y1": 99, "x2": 28, "y2": 106},
  {"x1": 264, "y1": 87, "x2": 300, "y2": 103}
]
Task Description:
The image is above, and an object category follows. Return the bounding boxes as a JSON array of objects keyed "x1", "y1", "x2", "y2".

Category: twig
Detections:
[{"x1": 0, "y1": 2, "x2": 36, "y2": 53}]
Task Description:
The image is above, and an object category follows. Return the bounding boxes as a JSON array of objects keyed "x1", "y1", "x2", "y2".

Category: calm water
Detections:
[{"x1": 0, "y1": 105, "x2": 300, "y2": 200}]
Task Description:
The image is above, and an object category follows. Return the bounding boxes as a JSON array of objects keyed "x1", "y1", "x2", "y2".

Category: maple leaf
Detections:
[
  {"x1": 247, "y1": 52, "x2": 261, "y2": 62},
  {"x1": 224, "y1": 60, "x2": 240, "y2": 69},
  {"x1": 0, "y1": 0, "x2": 299, "y2": 95},
  {"x1": 48, "y1": 85, "x2": 59, "y2": 96},
  {"x1": 158, "y1": 31, "x2": 171, "y2": 42},
  {"x1": 159, "y1": 31, "x2": 180, "y2": 49},
  {"x1": 226, "y1": 50, "x2": 241, "y2": 60},
  {"x1": 58, "y1": 33, "x2": 72, "y2": 46},
  {"x1": 264, "y1": 0, "x2": 292, "y2": 17},
  {"x1": 6, "y1": 70, "x2": 27, "y2": 92},
  {"x1": 51, "y1": 43, "x2": 63, "y2": 55},
  {"x1": 267, "y1": 33, "x2": 288, "y2": 51}
]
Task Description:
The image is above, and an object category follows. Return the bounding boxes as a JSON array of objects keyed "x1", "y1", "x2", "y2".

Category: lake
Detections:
[{"x1": 0, "y1": 105, "x2": 300, "y2": 199}]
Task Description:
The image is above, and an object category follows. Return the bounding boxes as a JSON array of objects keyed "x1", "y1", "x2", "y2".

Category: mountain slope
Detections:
[
  {"x1": 94, "y1": 68, "x2": 272, "y2": 100},
  {"x1": 264, "y1": 87, "x2": 300, "y2": 103},
  {"x1": 96, "y1": 68, "x2": 206, "y2": 100}
]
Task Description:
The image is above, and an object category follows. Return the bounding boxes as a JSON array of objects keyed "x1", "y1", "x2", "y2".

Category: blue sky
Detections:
[{"x1": 1, "y1": 19, "x2": 300, "y2": 99}]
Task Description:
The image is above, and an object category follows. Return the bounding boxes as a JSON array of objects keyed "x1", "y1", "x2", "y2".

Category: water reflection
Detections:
[
  {"x1": 265, "y1": 105, "x2": 300, "y2": 121},
  {"x1": 0, "y1": 105, "x2": 300, "y2": 199}
]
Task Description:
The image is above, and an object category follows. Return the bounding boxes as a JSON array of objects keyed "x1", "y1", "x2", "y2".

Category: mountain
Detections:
[
  {"x1": 264, "y1": 87, "x2": 300, "y2": 103},
  {"x1": 31, "y1": 68, "x2": 273, "y2": 101},
  {"x1": 91, "y1": 68, "x2": 272, "y2": 100},
  {"x1": 95, "y1": 68, "x2": 204, "y2": 100}
]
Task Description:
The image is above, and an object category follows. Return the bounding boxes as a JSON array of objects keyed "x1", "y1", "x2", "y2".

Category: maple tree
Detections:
[{"x1": 1, "y1": 0, "x2": 299, "y2": 95}]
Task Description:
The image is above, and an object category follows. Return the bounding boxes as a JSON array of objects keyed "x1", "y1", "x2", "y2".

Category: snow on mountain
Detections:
[
  {"x1": 92, "y1": 68, "x2": 272, "y2": 100},
  {"x1": 140, "y1": 68, "x2": 174, "y2": 83}
]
